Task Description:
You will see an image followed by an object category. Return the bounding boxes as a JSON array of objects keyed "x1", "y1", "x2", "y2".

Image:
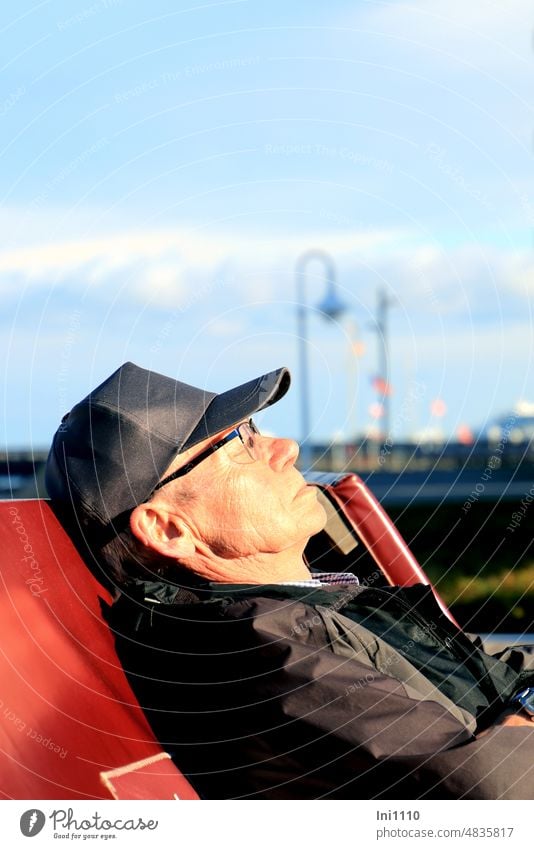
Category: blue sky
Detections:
[{"x1": 1, "y1": 0, "x2": 533, "y2": 449}]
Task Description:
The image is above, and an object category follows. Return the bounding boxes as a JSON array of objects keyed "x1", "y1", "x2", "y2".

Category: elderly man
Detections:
[{"x1": 46, "y1": 362, "x2": 534, "y2": 800}]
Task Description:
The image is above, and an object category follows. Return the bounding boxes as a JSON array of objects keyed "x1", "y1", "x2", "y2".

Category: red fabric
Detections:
[
  {"x1": 100, "y1": 753, "x2": 199, "y2": 800},
  {"x1": 0, "y1": 500, "x2": 198, "y2": 800}
]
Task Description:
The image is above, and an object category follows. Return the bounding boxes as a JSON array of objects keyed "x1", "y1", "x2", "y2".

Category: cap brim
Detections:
[{"x1": 184, "y1": 367, "x2": 291, "y2": 449}]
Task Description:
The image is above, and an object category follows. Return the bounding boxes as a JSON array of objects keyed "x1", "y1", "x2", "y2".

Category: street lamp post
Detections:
[
  {"x1": 295, "y1": 249, "x2": 347, "y2": 470},
  {"x1": 375, "y1": 287, "x2": 396, "y2": 442}
]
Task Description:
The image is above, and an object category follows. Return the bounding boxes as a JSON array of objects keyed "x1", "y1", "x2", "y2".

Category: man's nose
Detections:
[{"x1": 267, "y1": 436, "x2": 299, "y2": 471}]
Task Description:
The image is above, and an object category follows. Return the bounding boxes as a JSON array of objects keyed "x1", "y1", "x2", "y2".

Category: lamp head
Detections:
[{"x1": 316, "y1": 282, "x2": 348, "y2": 321}]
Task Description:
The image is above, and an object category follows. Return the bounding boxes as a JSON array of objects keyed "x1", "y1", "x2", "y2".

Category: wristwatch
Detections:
[{"x1": 511, "y1": 687, "x2": 534, "y2": 718}]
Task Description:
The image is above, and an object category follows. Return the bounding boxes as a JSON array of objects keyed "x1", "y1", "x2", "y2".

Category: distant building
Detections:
[{"x1": 487, "y1": 401, "x2": 534, "y2": 444}]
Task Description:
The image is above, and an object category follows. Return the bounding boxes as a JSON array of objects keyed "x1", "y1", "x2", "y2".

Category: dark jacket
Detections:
[{"x1": 108, "y1": 579, "x2": 534, "y2": 799}]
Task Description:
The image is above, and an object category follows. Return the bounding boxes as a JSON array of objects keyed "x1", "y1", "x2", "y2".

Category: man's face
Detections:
[{"x1": 155, "y1": 423, "x2": 327, "y2": 561}]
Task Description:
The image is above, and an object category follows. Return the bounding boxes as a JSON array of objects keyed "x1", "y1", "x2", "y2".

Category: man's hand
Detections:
[
  {"x1": 496, "y1": 712, "x2": 534, "y2": 728},
  {"x1": 477, "y1": 708, "x2": 534, "y2": 737}
]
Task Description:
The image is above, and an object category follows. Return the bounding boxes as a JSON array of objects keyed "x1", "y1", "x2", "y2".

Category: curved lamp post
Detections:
[{"x1": 295, "y1": 249, "x2": 348, "y2": 470}]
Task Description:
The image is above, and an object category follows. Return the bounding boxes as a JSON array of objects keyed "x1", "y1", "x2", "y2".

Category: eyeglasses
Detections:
[{"x1": 152, "y1": 419, "x2": 261, "y2": 493}]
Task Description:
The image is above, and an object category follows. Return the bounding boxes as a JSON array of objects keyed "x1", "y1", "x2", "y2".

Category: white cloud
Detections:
[
  {"x1": 128, "y1": 264, "x2": 189, "y2": 309},
  {"x1": 0, "y1": 213, "x2": 531, "y2": 320},
  {"x1": 501, "y1": 251, "x2": 534, "y2": 297},
  {"x1": 360, "y1": 0, "x2": 532, "y2": 75},
  {"x1": 0, "y1": 220, "x2": 409, "y2": 305},
  {"x1": 0, "y1": 230, "x2": 214, "y2": 279}
]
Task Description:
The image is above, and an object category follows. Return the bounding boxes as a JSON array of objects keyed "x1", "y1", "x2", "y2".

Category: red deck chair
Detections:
[
  {"x1": 0, "y1": 473, "x2": 456, "y2": 799},
  {"x1": 0, "y1": 499, "x2": 198, "y2": 800}
]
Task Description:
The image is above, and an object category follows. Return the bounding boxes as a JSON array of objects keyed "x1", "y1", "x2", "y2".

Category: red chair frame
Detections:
[{"x1": 318, "y1": 473, "x2": 459, "y2": 626}]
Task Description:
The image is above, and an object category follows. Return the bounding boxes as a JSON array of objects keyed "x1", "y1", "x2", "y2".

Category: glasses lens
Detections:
[{"x1": 238, "y1": 420, "x2": 260, "y2": 460}]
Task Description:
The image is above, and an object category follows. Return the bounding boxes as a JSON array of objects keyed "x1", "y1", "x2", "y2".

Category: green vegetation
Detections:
[
  {"x1": 434, "y1": 563, "x2": 534, "y2": 631},
  {"x1": 390, "y1": 501, "x2": 534, "y2": 632}
]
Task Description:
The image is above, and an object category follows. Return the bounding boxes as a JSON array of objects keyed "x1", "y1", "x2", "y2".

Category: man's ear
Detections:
[{"x1": 130, "y1": 502, "x2": 196, "y2": 560}]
